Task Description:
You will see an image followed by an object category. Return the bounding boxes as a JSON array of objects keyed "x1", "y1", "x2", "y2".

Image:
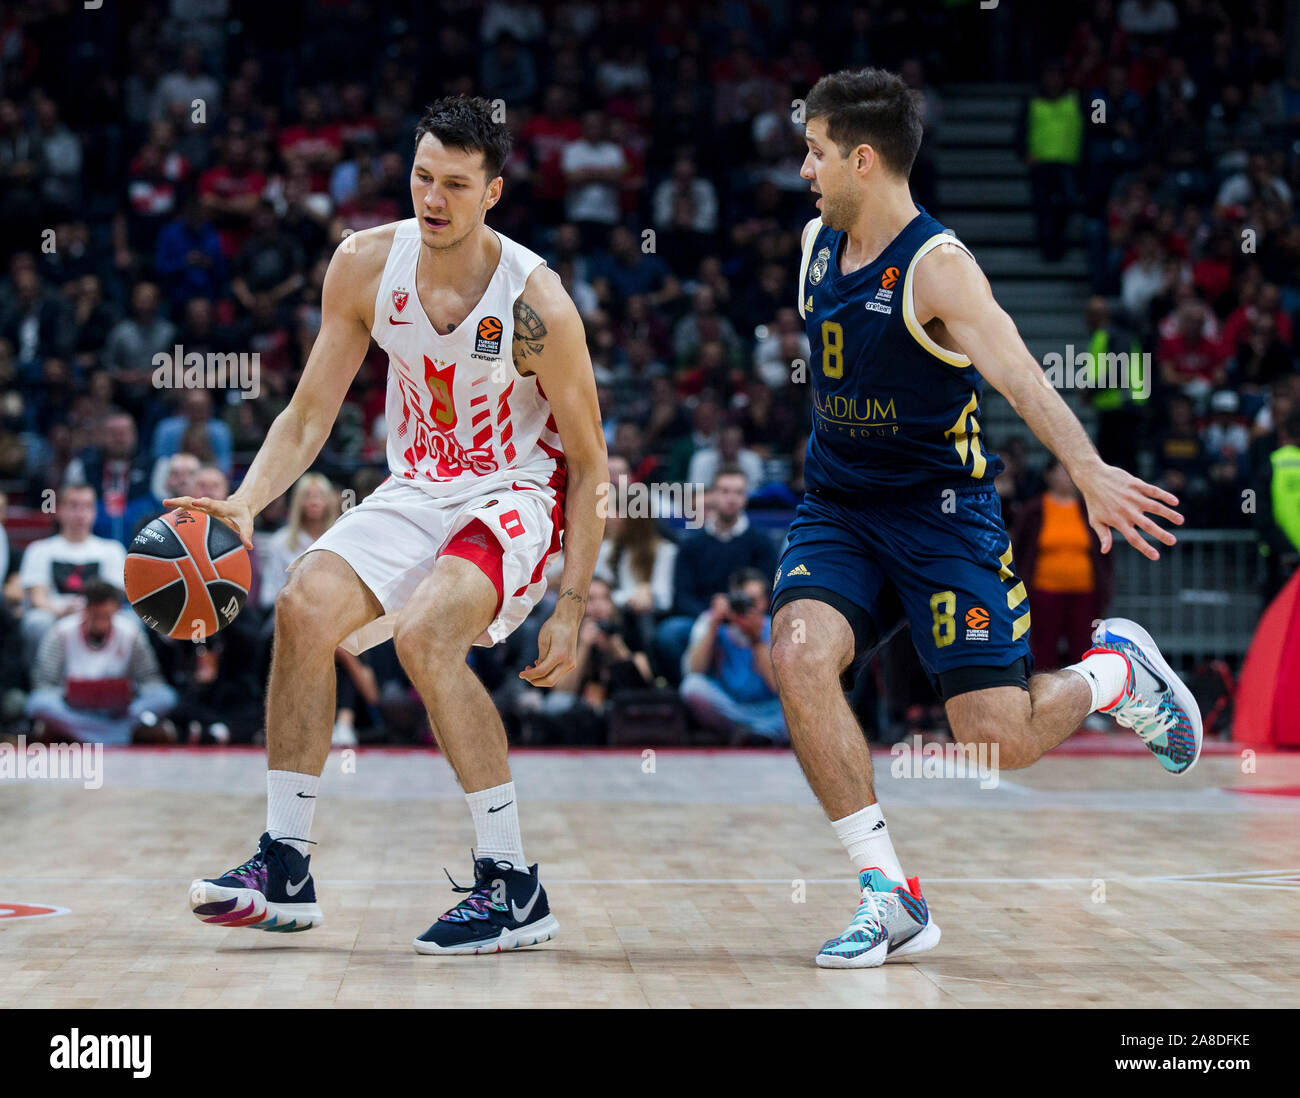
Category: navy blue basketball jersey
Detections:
[{"x1": 797, "y1": 207, "x2": 1005, "y2": 495}]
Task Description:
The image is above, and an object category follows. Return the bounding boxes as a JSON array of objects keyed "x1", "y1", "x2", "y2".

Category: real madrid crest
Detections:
[{"x1": 809, "y1": 246, "x2": 830, "y2": 286}]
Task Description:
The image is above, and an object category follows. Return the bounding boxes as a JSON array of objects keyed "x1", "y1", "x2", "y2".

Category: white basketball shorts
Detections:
[{"x1": 290, "y1": 474, "x2": 563, "y2": 654}]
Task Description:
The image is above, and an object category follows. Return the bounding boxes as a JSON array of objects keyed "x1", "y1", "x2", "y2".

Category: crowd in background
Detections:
[{"x1": 0, "y1": 0, "x2": 1296, "y2": 747}]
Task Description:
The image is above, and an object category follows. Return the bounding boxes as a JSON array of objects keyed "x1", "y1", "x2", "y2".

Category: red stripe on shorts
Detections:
[{"x1": 440, "y1": 518, "x2": 504, "y2": 617}]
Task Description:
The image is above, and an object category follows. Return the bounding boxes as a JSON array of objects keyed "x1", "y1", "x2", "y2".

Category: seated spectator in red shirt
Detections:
[
  {"x1": 277, "y1": 91, "x2": 342, "y2": 187},
  {"x1": 1158, "y1": 297, "x2": 1228, "y2": 392},
  {"x1": 198, "y1": 133, "x2": 267, "y2": 256}
]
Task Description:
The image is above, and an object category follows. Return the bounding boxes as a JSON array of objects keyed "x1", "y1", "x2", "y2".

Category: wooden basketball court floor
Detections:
[{"x1": 3, "y1": 739, "x2": 1299, "y2": 1009}]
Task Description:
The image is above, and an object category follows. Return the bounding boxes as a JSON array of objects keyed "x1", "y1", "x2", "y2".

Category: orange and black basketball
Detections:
[
  {"x1": 124, "y1": 509, "x2": 251, "y2": 640},
  {"x1": 477, "y1": 315, "x2": 503, "y2": 341}
]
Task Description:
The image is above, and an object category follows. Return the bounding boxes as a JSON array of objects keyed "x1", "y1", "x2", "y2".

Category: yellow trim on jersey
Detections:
[
  {"x1": 945, "y1": 391, "x2": 988, "y2": 479},
  {"x1": 903, "y1": 233, "x2": 974, "y2": 368},
  {"x1": 797, "y1": 218, "x2": 823, "y2": 320},
  {"x1": 1007, "y1": 581, "x2": 1028, "y2": 611},
  {"x1": 1012, "y1": 611, "x2": 1032, "y2": 642}
]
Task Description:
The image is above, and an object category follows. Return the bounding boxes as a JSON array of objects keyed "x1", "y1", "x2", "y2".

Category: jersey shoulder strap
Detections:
[
  {"x1": 797, "y1": 218, "x2": 824, "y2": 320},
  {"x1": 901, "y1": 231, "x2": 976, "y2": 368}
]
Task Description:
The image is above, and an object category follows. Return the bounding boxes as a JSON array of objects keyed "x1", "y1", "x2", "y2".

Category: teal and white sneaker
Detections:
[
  {"x1": 860, "y1": 868, "x2": 941, "y2": 963},
  {"x1": 1087, "y1": 617, "x2": 1203, "y2": 775},
  {"x1": 815, "y1": 872, "x2": 890, "y2": 969}
]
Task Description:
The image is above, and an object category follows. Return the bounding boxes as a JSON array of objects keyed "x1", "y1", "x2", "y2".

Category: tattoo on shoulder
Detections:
[{"x1": 512, "y1": 298, "x2": 547, "y2": 374}]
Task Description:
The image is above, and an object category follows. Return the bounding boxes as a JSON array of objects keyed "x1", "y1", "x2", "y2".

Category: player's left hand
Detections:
[
  {"x1": 1079, "y1": 462, "x2": 1184, "y2": 561},
  {"x1": 520, "y1": 612, "x2": 579, "y2": 686}
]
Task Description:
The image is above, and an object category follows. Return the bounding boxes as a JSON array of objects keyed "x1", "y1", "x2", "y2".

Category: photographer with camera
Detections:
[{"x1": 680, "y1": 567, "x2": 788, "y2": 746}]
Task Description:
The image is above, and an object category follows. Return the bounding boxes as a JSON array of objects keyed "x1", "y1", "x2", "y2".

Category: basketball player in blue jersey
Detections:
[{"x1": 769, "y1": 69, "x2": 1203, "y2": 968}]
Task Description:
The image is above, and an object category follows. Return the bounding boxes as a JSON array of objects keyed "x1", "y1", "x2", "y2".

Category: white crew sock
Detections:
[
  {"x1": 1065, "y1": 651, "x2": 1129, "y2": 713},
  {"x1": 466, "y1": 781, "x2": 525, "y2": 866},
  {"x1": 832, "y1": 803, "x2": 905, "y2": 882},
  {"x1": 267, "y1": 769, "x2": 318, "y2": 856}
]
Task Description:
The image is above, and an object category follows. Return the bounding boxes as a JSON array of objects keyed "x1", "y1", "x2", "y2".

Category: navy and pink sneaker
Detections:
[
  {"x1": 189, "y1": 832, "x2": 322, "y2": 933},
  {"x1": 413, "y1": 856, "x2": 558, "y2": 955}
]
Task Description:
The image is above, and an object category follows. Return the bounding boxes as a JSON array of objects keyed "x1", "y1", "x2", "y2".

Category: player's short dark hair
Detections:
[
  {"x1": 804, "y1": 68, "x2": 923, "y2": 178},
  {"x1": 83, "y1": 580, "x2": 122, "y2": 607},
  {"x1": 414, "y1": 96, "x2": 512, "y2": 180}
]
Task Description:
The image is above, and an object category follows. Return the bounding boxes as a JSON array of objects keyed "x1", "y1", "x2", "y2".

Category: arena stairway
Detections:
[{"x1": 933, "y1": 81, "x2": 1097, "y2": 464}]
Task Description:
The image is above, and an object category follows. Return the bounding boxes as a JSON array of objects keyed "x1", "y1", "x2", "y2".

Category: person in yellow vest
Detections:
[
  {"x1": 1256, "y1": 411, "x2": 1300, "y2": 602},
  {"x1": 1012, "y1": 458, "x2": 1113, "y2": 670},
  {"x1": 1023, "y1": 63, "x2": 1083, "y2": 262},
  {"x1": 1082, "y1": 296, "x2": 1148, "y2": 472}
]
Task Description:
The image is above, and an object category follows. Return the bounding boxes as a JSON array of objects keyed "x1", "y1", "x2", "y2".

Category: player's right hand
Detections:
[{"x1": 162, "y1": 495, "x2": 256, "y2": 551}]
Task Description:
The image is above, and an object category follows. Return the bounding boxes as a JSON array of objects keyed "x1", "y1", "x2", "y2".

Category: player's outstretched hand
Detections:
[
  {"x1": 162, "y1": 495, "x2": 256, "y2": 551},
  {"x1": 1079, "y1": 463, "x2": 1184, "y2": 561},
  {"x1": 520, "y1": 611, "x2": 579, "y2": 687}
]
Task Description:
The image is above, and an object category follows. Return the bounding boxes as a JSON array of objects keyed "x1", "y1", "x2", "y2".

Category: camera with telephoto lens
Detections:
[{"x1": 727, "y1": 592, "x2": 755, "y2": 616}]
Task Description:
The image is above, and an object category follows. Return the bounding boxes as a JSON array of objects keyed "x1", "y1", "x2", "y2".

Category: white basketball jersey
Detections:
[{"x1": 371, "y1": 221, "x2": 566, "y2": 498}]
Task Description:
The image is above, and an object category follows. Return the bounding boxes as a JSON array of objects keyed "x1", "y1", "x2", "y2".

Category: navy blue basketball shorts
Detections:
[{"x1": 770, "y1": 485, "x2": 1033, "y2": 700}]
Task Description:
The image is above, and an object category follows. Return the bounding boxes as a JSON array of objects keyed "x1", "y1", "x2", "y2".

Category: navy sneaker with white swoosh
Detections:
[
  {"x1": 189, "y1": 831, "x2": 322, "y2": 932},
  {"x1": 1087, "y1": 617, "x2": 1203, "y2": 774},
  {"x1": 413, "y1": 856, "x2": 558, "y2": 955}
]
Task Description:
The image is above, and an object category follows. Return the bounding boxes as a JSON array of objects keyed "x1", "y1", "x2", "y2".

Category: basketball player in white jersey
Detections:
[{"x1": 174, "y1": 98, "x2": 606, "y2": 954}]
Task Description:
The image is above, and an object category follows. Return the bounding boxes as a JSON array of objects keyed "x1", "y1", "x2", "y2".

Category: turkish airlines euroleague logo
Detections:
[
  {"x1": 965, "y1": 606, "x2": 990, "y2": 642},
  {"x1": 476, "y1": 315, "x2": 503, "y2": 356},
  {"x1": 881, "y1": 267, "x2": 900, "y2": 290}
]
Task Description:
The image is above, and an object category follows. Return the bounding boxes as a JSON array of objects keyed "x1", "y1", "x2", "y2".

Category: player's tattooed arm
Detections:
[
  {"x1": 515, "y1": 265, "x2": 607, "y2": 687},
  {"x1": 556, "y1": 586, "x2": 587, "y2": 611},
  {"x1": 512, "y1": 297, "x2": 548, "y2": 374}
]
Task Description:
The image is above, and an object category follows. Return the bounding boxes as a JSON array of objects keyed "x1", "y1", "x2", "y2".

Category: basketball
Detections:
[{"x1": 124, "y1": 509, "x2": 251, "y2": 640}]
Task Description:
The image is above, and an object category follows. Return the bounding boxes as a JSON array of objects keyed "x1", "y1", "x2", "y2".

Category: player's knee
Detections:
[
  {"x1": 770, "y1": 626, "x2": 849, "y2": 694},
  {"x1": 949, "y1": 718, "x2": 1034, "y2": 770},
  {"x1": 274, "y1": 573, "x2": 341, "y2": 646},
  {"x1": 391, "y1": 611, "x2": 464, "y2": 680}
]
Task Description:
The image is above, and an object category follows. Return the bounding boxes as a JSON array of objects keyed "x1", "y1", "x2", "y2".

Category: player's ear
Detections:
[
  {"x1": 854, "y1": 145, "x2": 875, "y2": 175},
  {"x1": 484, "y1": 176, "x2": 503, "y2": 210}
]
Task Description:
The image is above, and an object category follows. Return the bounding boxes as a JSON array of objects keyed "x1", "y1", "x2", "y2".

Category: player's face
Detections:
[
  {"x1": 410, "y1": 135, "x2": 502, "y2": 250},
  {"x1": 800, "y1": 119, "x2": 864, "y2": 232}
]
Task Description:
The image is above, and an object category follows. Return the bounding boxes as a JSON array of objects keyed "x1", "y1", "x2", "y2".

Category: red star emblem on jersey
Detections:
[{"x1": 392, "y1": 290, "x2": 409, "y2": 312}]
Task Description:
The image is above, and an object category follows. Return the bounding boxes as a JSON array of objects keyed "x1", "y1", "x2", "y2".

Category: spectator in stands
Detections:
[
  {"x1": 532, "y1": 576, "x2": 654, "y2": 744},
  {"x1": 26, "y1": 580, "x2": 177, "y2": 745},
  {"x1": 65, "y1": 410, "x2": 156, "y2": 546},
  {"x1": 1, "y1": 261, "x2": 70, "y2": 380},
  {"x1": 680, "y1": 567, "x2": 786, "y2": 746},
  {"x1": 154, "y1": 195, "x2": 226, "y2": 308},
  {"x1": 1153, "y1": 392, "x2": 1210, "y2": 510},
  {"x1": 688, "y1": 423, "x2": 765, "y2": 490},
  {"x1": 19, "y1": 482, "x2": 127, "y2": 662},
  {"x1": 102, "y1": 281, "x2": 176, "y2": 415},
  {"x1": 257, "y1": 472, "x2": 340, "y2": 609},
  {"x1": 152, "y1": 389, "x2": 233, "y2": 475},
  {"x1": 1256, "y1": 410, "x2": 1300, "y2": 600},
  {"x1": 1082, "y1": 296, "x2": 1146, "y2": 473},
  {"x1": 656, "y1": 467, "x2": 776, "y2": 682},
  {"x1": 1024, "y1": 62, "x2": 1083, "y2": 262},
  {"x1": 1158, "y1": 294, "x2": 1229, "y2": 396},
  {"x1": 595, "y1": 509, "x2": 677, "y2": 654},
  {"x1": 1013, "y1": 458, "x2": 1113, "y2": 671},
  {"x1": 561, "y1": 111, "x2": 626, "y2": 250}
]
